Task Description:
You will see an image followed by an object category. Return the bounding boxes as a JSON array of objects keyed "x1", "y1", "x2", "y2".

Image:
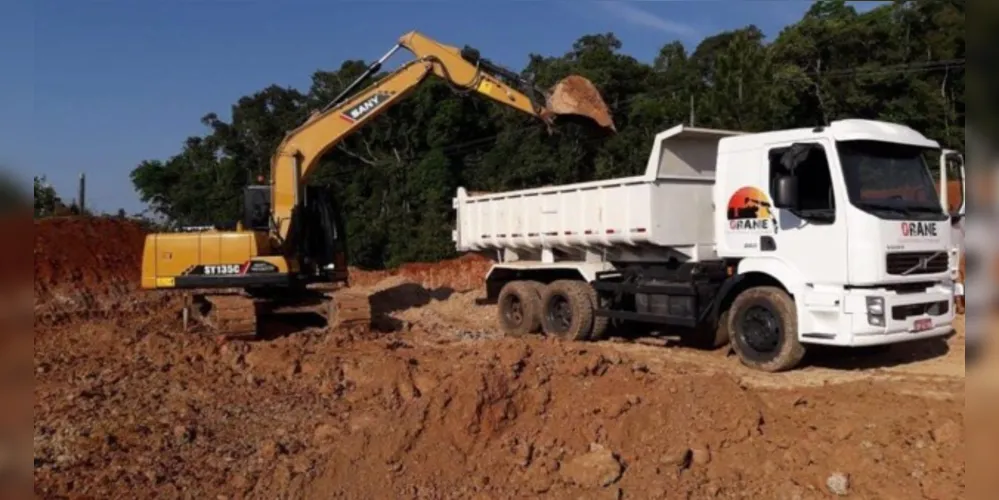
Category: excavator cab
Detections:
[
  {"x1": 243, "y1": 185, "x2": 272, "y2": 231},
  {"x1": 241, "y1": 184, "x2": 349, "y2": 283}
]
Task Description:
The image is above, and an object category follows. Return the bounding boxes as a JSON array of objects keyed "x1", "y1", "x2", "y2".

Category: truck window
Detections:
[
  {"x1": 769, "y1": 144, "x2": 836, "y2": 221},
  {"x1": 837, "y1": 140, "x2": 946, "y2": 221}
]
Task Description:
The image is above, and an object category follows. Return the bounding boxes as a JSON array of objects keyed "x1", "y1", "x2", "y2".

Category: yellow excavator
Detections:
[{"x1": 139, "y1": 31, "x2": 615, "y2": 336}]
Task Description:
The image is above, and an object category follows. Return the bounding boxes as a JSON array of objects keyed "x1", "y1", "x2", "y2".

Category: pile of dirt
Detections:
[
  {"x1": 349, "y1": 253, "x2": 493, "y2": 293},
  {"x1": 31, "y1": 216, "x2": 969, "y2": 499},
  {"x1": 34, "y1": 216, "x2": 148, "y2": 297},
  {"x1": 33, "y1": 302, "x2": 966, "y2": 499},
  {"x1": 34, "y1": 216, "x2": 150, "y2": 318}
]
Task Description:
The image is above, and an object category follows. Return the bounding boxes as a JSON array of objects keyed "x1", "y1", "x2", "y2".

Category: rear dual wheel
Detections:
[
  {"x1": 498, "y1": 281, "x2": 544, "y2": 336},
  {"x1": 540, "y1": 280, "x2": 609, "y2": 341},
  {"x1": 498, "y1": 280, "x2": 608, "y2": 341}
]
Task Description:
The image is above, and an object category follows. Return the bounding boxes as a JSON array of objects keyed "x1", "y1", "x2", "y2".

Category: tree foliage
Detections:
[
  {"x1": 33, "y1": 176, "x2": 64, "y2": 218},
  {"x1": 131, "y1": 0, "x2": 965, "y2": 269}
]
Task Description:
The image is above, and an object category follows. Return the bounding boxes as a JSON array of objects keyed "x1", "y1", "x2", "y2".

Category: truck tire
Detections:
[
  {"x1": 684, "y1": 310, "x2": 731, "y2": 350},
  {"x1": 541, "y1": 280, "x2": 597, "y2": 341},
  {"x1": 589, "y1": 287, "x2": 611, "y2": 341},
  {"x1": 727, "y1": 286, "x2": 805, "y2": 372},
  {"x1": 497, "y1": 281, "x2": 543, "y2": 337}
]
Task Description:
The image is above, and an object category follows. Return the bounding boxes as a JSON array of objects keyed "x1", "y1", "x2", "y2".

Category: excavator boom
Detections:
[{"x1": 270, "y1": 30, "x2": 615, "y2": 242}]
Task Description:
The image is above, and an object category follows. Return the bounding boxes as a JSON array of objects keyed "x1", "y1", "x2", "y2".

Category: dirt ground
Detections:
[{"x1": 33, "y1": 217, "x2": 973, "y2": 499}]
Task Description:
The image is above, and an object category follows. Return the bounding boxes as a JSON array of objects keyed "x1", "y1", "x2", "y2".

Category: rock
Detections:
[
  {"x1": 833, "y1": 423, "x2": 854, "y2": 441},
  {"x1": 691, "y1": 446, "x2": 711, "y2": 466},
  {"x1": 559, "y1": 445, "x2": 623, "y2": 488},
  {"x1": 659, "y1": 447, "x2": 692, "y2": 469},
  {"x1": 921, "y1": 478, "x2": 961, "y2": 500},
  {"x1": 313, "y1": 423, "x2": 338, "y2": 443},
  {"x1": 524, "y1": 464, "x2": 553, "y2": 494},
  {"x1": 173, "y1": 425, "x2": 196, "y2": 445},
  {"x1": 258, "y1": 441, "x2": 279, "y2": 460},
  {"x1": 777, "y1": 482, "x2": 806, "y2": 500},
  {"x1": 930, "y1": 420, "x2": 961, "y2": 446},
  {"x1": 826, "y1": 472, "x2": 850, "y2": 496}
]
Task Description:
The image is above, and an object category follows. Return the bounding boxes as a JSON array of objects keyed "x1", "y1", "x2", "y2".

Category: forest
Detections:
[{"x1": 129, "y1": 0, "x2": 965, "y2": 269}]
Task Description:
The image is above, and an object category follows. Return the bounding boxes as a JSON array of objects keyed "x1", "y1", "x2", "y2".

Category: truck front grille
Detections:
[
  {"x1": 885, "y1": 251, "x2": 948, "y2": 275},
  {"x1": 892, "y1": 300, "x2": 949, "y2": 320}
]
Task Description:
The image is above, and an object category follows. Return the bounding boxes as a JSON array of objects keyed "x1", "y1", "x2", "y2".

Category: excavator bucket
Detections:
[{"x1": 546, "y1": 75, "x2": 617, "y2": 131}]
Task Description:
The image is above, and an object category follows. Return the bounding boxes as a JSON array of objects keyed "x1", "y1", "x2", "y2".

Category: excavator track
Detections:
[
  {"x1": 188, "y1": 293, "x2": 260, "y2": 338},
  {"x1": 328, "y1": 289, "x2": 372, "y2": 330},
  {"x1": 182, "y1": 286, "x2": 373, "y2": 338}
]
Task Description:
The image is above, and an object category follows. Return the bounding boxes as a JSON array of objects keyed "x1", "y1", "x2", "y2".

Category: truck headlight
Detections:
[{"x1": 866, "y1": 296, "x2": 885, "y2": 326}]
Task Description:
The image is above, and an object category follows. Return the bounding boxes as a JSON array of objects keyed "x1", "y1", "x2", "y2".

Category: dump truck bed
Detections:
[{"x1": 452, "y1": 125, "x2": 745, "y2": 260}]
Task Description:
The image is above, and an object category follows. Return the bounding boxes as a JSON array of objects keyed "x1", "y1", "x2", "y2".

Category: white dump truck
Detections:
[{"x1": 452, "y1": 119, "x2": 962, "y2": 372}]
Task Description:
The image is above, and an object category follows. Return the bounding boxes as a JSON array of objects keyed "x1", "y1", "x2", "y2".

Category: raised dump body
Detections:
[{"x1": 453, "y1": 125, "x2": 744, "y2": 262}]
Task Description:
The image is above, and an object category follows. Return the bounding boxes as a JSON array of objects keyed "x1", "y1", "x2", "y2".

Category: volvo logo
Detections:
[{"x1": 902, "y1": 251, "x2": 943, "y2": 275}]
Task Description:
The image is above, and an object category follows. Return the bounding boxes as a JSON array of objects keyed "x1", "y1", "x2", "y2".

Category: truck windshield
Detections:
[{"x1": 837, "y1": 140, "x2": 947, "y2": 221}]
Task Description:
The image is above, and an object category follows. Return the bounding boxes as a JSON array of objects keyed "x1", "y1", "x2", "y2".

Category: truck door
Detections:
[
  {"x1": 939, "y1": 150, "x2": 965, "y2": 297},
  {"x1": 764, "y1": 139, "x2": 849, "y2": 285}
]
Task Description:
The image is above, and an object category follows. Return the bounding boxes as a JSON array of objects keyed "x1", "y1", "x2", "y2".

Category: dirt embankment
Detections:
[
  {"x1": 32, "y1": 215, "x2": 969, "y2": 499},
  {"x1": 349, "y1": 253, "x2": 494, "y2": 292},
  {"x1": 34, "y1": 216, "x2": 149, "y2": 315}
]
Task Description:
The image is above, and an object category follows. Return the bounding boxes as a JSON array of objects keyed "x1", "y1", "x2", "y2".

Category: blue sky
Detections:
[{"x1": 3, "y1": 0, "x2": 884, "y2": 214}]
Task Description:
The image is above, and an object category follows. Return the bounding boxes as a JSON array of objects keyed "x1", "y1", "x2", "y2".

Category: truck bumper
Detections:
[{"x1": 799, "y1": 284, "x2": 956, "y2": 347}]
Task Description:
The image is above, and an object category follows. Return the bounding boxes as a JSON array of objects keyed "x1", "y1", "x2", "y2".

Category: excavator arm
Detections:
[{"x1": 269, "y1": 30, "x2": 615, "y2": 243}]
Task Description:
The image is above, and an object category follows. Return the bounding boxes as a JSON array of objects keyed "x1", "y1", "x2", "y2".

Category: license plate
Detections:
[{"x1": 912, "y1": 318, "x2": 932, "y2": 332}]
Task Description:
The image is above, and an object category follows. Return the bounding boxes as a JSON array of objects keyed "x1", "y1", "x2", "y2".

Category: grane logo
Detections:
[
  {"x1": 726, "y1": 186, "x2": 777, "y2": 233},
  {"x1": 900, "y1": 221, "x2": 938, "y2": 237},
  {"x1": 340, "y1": 91, "x2": 392, "y2": 123}
]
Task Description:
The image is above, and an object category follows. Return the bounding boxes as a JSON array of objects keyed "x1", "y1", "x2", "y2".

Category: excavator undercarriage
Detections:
[{"x1": 184, "y1": 286, "x2": 373, "y2": 338}]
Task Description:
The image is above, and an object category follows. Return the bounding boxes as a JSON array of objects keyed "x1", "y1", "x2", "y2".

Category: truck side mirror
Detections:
[{"x1": 773, "y1": 175, "x2": 799, "y2": 210}]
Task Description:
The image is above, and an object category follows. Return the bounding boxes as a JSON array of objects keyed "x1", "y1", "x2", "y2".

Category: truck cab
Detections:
[{"x1": 715, "y1": 120, "x2": 956, "y2": 347}]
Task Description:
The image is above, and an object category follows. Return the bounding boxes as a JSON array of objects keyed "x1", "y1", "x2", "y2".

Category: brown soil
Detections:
[
  {"x1": 549, "y1": 75, "x2": 617, "y2": 131},
  {"x1": 32, "y1": 218, "x2": 971, "y2": 499},
  {"x1": 349, "y1": 253, "x2": 494, "y2": 292},
  {"x1": 34, "y1": 216, "x2": 148, "y2": 308}
]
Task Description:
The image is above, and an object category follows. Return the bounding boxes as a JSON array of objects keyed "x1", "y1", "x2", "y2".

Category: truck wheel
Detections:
[
  {"x1": 727, "y1": 287, "x2": 805, "y2": 372},
  {"x1": 684, "y1": 310, "x2": 731, "y2": 350},
  {"x1": 497, "y1": 281, "x2": 543, "y2": 336},
  {"x1": 590, "y1": 288, "x2": 611, "y2": 341},
  {"x1": 541, "y1": 280, "x2": 597, "y2": 341}
]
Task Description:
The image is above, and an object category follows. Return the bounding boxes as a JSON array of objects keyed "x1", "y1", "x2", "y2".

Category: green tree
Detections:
[{"x1": 33, "y1": 176, "x2": 64, "y2": 218}]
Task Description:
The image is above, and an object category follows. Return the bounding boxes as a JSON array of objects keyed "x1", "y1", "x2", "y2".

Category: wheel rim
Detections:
[
  {"x1": 740, "y1": 304, "x2": 781, "y2": 353},
  {"x1": 502, "y1": 294, "x2": 524, "y2": 326},
  {"x1": 546, "y1": 294, "x2": 573, "y2": 333}
]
